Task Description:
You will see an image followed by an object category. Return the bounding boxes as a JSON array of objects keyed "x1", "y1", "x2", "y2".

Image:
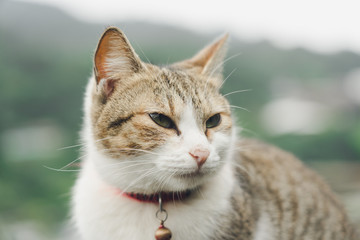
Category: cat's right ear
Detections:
[
  {"x1": 94, "y1": 27, "x2": 143, "y2": 97},
  {"x1": 181, "y1": 34, "x2": 229, "y2": 79}
]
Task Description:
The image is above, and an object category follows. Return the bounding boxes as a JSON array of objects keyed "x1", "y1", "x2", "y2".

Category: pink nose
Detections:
[{"x1": 189, "y1": 147, "x2": 210, "y2": 169}]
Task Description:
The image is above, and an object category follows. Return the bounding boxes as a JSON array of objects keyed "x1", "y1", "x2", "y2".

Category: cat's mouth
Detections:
[{"x1": 174, "y1": 171, "x2": 206, "y2": 179}]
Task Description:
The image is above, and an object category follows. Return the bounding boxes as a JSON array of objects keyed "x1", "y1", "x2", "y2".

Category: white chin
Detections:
[{"x1": 157, "y1": 173, "x2": 211, "y2": 192}]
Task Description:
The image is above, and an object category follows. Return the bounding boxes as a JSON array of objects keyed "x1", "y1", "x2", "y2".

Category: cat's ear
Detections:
[
  {"x1": 94, "y1": 27, "x2": 142, "y2": 97},
  {"x1": 185, "y1": 34, "x2": 229, "y2": 77}
]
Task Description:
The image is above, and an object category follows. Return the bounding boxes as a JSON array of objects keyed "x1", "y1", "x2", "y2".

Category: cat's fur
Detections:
[{"x1": 72, "y1": 27, "x2": 358, "y2": 240}]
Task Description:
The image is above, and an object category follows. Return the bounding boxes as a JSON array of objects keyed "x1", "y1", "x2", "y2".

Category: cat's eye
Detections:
[
  {"x1": 206, "y1": 113, "x2": 221, "y2": 128},
  {"x1": 149, "y1": 113, "x2": 175, "y2": 129}
]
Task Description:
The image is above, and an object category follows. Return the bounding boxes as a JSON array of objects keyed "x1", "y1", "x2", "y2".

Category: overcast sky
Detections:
[{"x1": 22, "y1": 0, "x2": 360, "y2": 54}]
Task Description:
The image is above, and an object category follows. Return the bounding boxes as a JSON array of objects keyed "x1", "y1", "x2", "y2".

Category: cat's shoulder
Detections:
[
  {"x1": 236, "y1": 138, "x2": 302, "y2": 167},
  {"x1": 234, "y1": 138, "x2": 327, "y2": 187},
  {"x1": 234, "y1": 139, "x2": 359, "y2": 239}
]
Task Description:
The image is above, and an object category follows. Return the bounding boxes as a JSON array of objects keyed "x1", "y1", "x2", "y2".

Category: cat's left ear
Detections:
[
  {"x1": 182, "y1": 34, "x2": 229, "y2": 78},
  {"x1": 94, "y1": 27, "x2": 143, "y2": 97}
]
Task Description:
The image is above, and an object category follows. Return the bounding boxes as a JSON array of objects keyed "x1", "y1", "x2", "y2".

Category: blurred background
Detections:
[{"x1": 0, "y1": 0, "x2": 359, "y2": 239}]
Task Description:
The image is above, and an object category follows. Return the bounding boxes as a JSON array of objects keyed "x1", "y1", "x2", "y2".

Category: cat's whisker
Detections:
[
  {"x1": 59, "y1": 136, "x2": 114, "y2": 151},
  {"x1": 43, "y1": 165, "x2": 81, "y2": 172},
  {"x1": 222, "y1": 160, "x2": 250, "y2": 176},
  {"x1": 121, "y1": 168, "x2": 158, "y2": 175},
  {"x1": 59, "y1": 153, "x2": 91, "y2": 170},
  {"x1": 157, "y1": 174, "x2": 169, "y2": 194},
  {"x1": 217, "y1": 104, "x2": 250, "y2": 113},
  {"x1": 208, "y1": 52, "x2": 242, "y2": 80},
  {"x1": 165, "y1": 172, "x2": 181, "y2": 205},
  {"x1": 138, "y1": 49, "x2": 173, "y2": 87},
  {"x1": 134, "y1": 40, "x2": 151, "y2": 65},
  {"x1": 94, "y1": 136, "x2": 115, "y2": 142},
  {"x1": 218, "y1": 67, "x2": 237, "y2": 90},
  {"x1": 120, "y1": 168, "x2": 159, "y2": 194},
  {"x1": 170, "y1": 173, "x2": 184, "y2": 206},
  {"x1": 153, "y1": 177, "x2": 164, "y2": 196},
  {"x1": 222, "y1": 89, "x2": 252, "y2": 97},
  {"x1": 93, "y1": 151, "x2": 165, "y2": 167},
  {"x1": 204, "y1": 52, "x2": 242, "y2": 91},
  {"x1": 62, "y1": 137, "x2": 113, "y2": 152},
  {"x1": 117, "y1": 170, "x2": 151, "y2": 193},
  {"x1": 154, "y1": 173, "x2": 164, "y2": 194},
  {"x1": 57, "y1": 142, "x2": 85, "y2": 150},
  {"x1": 156, "y1": 170, "x2": 172, "y2": 192},
  {"x1": 228, "y1": 105, "x2": 250, "y2": 112},
  {"x1": 99, "y1": 157, "x2": 163, "y2": 165},
  {"x1": 238, "y1": 127, "x2": 259, "y2": 138},
  {"x1": 45, "y1": 152, "x2": 90, "y2": 172}
]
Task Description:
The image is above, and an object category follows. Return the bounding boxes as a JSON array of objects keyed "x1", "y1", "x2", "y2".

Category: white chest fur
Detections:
[{"x1": 72, "y1": 159, "x2": 235, "y2": 240}]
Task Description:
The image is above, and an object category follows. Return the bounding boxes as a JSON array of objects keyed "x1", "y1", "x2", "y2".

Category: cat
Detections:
[{"x1": 72, "y1": 27, "x2": 358, "y2": 240}]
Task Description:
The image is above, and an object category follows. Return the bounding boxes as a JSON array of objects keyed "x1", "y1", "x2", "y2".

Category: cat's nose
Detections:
[{"x1": 189, "y1": 147, "x2": 210, "y2": 169}]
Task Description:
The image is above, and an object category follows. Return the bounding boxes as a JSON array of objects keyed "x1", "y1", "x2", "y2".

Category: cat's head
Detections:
[{"x1": 86, "y1": 27, "x2": 236, "y2": 194}]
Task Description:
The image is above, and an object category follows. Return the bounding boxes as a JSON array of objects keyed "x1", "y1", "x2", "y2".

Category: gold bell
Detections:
[{"x1": 155, "y1": 225, "x2": 172, "y2": 240}]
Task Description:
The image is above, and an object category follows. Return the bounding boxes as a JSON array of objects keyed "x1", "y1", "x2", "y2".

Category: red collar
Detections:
[{"x1": 121, "y1": 190, "x2": 192, "y2": 203}]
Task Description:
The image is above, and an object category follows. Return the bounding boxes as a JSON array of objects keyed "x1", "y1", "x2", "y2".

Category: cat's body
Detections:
[{"x1": 72, "y1": 27, "x2": 358, "y2": 240}]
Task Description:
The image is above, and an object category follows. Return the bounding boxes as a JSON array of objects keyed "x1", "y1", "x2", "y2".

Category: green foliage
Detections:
[{"x1": 0, "y1": 153, "x2": 77, "y2": 228}]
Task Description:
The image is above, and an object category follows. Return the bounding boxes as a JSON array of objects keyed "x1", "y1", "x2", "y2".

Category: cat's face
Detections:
[{"x1": 88, "y1": 28, "x2": 235, "y2": 193}]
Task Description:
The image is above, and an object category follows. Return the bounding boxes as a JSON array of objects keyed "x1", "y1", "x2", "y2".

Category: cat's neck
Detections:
[
  {"x1": 81, "y1": 155, "x2": 236, "y2": 201},
  {"x1": 74, "y1": 158, "x2": 237, "y2": 239},
  {"x1": 119, "y1": 189, "x2": 193, "y2": 203},
  {"x1": 82, "y1": 155, "x2": 235, "y2": 202}
]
